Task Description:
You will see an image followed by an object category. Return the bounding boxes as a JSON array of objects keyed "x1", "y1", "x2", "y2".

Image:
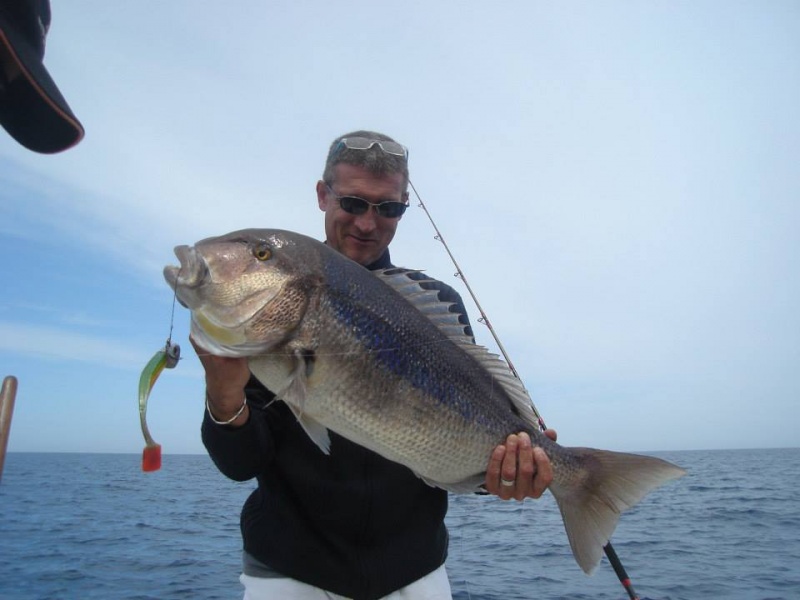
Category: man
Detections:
[
  {"x1": 0, "y1": 0, "x2": 83, "y2": 153},
  {"x1": 195, "y1": 131, "x2": 556, "y2": 600}
]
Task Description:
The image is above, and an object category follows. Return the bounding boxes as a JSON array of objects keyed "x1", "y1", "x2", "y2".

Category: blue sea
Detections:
[{"x1": 1, "y1": 448, "x2": 798, "y2": 599}]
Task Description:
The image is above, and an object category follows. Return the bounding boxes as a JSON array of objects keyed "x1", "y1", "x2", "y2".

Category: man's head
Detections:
[
  {"x1": 317, "y1": 131, "x2": 410, "y2": 266},
  {"x1": 321, "y1": 130, "x2": 409, "y2": 191}
]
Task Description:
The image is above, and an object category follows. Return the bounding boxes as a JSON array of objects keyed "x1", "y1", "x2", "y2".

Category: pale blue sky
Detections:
[{"x1": 1, "y1": 1, "x2": 798, "y2": 456}]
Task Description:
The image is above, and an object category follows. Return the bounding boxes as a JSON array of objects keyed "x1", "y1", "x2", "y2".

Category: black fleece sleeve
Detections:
[{"x1": 200, "y1": 376, "x2": 278, "y2": 481}]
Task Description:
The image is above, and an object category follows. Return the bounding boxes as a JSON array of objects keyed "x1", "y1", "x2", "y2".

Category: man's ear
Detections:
[{"x1": 316, "y1": 180, "x2": 329, "y2": 211}]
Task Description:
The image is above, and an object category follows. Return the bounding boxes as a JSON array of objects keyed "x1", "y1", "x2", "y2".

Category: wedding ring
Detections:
[{"x1": 500, "y1": 478, "x2": 515, "y2": 487}]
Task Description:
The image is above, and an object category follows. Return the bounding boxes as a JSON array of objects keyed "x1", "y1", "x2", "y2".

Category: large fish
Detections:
[{"x1": 164, "y1": 228, "x2": 685, "y2": 575}]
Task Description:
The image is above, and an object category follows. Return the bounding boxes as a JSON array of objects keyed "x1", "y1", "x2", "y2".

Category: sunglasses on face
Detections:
[
  {"x1": 335, "y1": 137, "x2": 409, "y2": 160},
  {"x1": 326, "y1": 184, "x2": 409, "y2": 219}
]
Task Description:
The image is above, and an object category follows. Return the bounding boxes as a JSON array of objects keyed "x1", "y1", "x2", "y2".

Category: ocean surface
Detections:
[{"x1": 1, "y1": 448, "x2": 798, "y2": 600}]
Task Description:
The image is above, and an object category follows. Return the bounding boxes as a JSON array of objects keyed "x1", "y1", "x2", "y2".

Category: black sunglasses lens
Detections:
[
  {"x1": 337, "y1": 193, "x2": 407, "y2": 218},
  {"x1": 376, "y1": 203, "x2": 408, "y2": 218},
  {"x1": 339, "y1": 196, "x2": 369, "y2": 215}
]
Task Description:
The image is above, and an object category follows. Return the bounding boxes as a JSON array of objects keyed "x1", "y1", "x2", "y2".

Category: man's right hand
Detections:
[{"x1": 191, "y1": 336, "x2": 251, "y2": 426}]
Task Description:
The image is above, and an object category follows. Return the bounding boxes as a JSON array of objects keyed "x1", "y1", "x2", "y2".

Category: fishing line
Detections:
[
  {"x1": 409, "y1": 181, "x2": 547, "y2": 433},
  {"x1": 408, "y1": 180, "x2": 643, "y2": 600},
  {"x1": 161, "y1": 268, "x2": 183, "y2": 369},
  {"x1": 166, "y1": 271, "x2": 181, "y2": 353},
  {"x1": 137, "y1": 268, "x2": 183, "y2": 472}
]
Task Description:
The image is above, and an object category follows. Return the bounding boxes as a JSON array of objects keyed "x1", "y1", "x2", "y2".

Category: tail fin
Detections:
[{"x1": 550, "y1": 448, "x2": 686, "y2": 574}]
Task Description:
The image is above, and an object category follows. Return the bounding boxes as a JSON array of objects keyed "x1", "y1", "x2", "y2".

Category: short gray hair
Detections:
[{"x1": 322, "y1": 130, "x2": 409, "y2": 190}]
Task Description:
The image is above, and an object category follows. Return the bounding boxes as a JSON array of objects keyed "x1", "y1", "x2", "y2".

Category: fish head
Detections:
[{"x1": 163, "y1": 229, "x2": 320, "y2": 357}]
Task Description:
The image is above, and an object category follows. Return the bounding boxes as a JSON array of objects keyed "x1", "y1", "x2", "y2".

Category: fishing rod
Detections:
[{"x1": 409, "y1": 180, "x2": 642, "y2": 600}]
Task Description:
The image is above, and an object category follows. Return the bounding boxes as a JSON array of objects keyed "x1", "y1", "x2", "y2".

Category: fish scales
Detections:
[
  {"x1": 301, "y1": 289, "x2": 506, "y2": 483},
  {"x1": 317, "y1": 252, "x2": 512, "y2": 431},
  {"x1": 164, "y1": 228, "x2": 686, "y2": 575},
  {"x1": 313, "y1": 262, "x2": 527, "y2": 478},
  {"x1": 323, "y1": 267, "x2": 502, "y2": 429}
]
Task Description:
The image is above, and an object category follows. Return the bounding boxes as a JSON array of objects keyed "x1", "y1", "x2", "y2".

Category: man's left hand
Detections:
[{"x1": 484, "y1": 430, "x2": 557, "y2": 501}]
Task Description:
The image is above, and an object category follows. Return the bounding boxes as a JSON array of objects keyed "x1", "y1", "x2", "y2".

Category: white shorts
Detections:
[{"x1": 240, "y1": 564, "x2": 452, "y2": 600}]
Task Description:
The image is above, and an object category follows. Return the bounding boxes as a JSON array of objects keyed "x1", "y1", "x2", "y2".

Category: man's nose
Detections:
[{"x1": 352, "y1": 209, "x2": 379, "y2": 232}]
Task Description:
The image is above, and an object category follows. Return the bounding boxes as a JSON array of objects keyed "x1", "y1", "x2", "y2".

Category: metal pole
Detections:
[{"x1": 0, "y1": 375, "x2": 17, "y2": 483}]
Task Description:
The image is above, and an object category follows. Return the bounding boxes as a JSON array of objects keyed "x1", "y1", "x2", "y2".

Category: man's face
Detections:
[{"x1": 316, "y1": 163, "x2": 407, "y2": 266}]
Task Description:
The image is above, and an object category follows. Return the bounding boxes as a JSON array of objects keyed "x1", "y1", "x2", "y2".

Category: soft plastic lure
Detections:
[{"x1": 138, "y1": 341, "x2": 180, "y2": 472}]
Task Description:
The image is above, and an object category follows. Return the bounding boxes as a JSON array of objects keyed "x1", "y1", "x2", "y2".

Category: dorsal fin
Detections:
[
  {"x1": 375, "y1": 268, "x2": 469, "y2": 340},
  {"x1": 374, "y1": 269, "x2": 538, "y2": 428}
]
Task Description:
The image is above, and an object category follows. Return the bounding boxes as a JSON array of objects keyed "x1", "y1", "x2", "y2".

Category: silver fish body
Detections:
[{"x1": 164, "y1": 228, "x2": 685, "y2": 574}]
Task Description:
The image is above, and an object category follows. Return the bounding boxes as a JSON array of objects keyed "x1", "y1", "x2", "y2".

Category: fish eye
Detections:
[{"x1": 252, "y1": 242, "x2": 273, "y2": 261}]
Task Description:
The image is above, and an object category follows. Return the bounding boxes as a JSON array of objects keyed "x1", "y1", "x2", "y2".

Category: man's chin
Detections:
[{"x1": 342, "y1": 239, "x2": 379, "y2": 265}]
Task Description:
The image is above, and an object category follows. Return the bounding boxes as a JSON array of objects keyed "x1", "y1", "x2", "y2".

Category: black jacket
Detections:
[{"x1": 202, "y1": 249, "x2": 472, "y2": 600}]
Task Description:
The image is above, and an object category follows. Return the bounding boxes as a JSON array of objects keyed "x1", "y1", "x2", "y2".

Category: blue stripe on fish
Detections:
[{"x1": 323, "y1": 262, "x2": 478, "y2": 423}]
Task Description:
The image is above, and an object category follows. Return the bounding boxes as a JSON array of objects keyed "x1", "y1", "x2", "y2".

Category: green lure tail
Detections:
[{"x1": 138, "y1": 341, "x2": 180, "y2": 472}]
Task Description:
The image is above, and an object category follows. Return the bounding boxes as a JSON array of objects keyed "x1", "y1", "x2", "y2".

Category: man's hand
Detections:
[
  {"x1": 484, "y1": 430, "x2": 557, "y2": 501},
  {"x1": 191, "y1": 336, "x2": 251, "y2": 426}
]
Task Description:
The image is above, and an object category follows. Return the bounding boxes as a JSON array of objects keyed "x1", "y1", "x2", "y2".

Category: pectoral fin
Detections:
[
  {"x1": 277, "y1": 346, "x2": 331, "y2": 454},
  {"x1": 284, "y1": 404, "x2": 333, "y2": 455}
]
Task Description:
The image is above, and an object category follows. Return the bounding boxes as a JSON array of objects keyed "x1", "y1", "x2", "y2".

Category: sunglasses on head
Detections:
[
  {"x1": 335, "y1": 137, "x2": 409, "y2": 160},
  {"x1": 326, "y1": 184, "x2": 409, "y2": 219}
]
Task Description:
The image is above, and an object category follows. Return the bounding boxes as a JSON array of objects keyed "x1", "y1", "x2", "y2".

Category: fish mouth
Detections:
[{"x1": 163, "y1": 245, "x2": 208, "y2": 307}]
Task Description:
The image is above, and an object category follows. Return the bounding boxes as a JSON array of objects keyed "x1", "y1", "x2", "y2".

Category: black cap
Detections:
[{"x1": 0, "y1": 0, "x2": 83, "y2": 153}]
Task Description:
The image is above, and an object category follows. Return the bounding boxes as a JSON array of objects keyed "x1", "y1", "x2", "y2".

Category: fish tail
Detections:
[{"x1": 550, "y1": 448, "x2": 686, "y2": 575}]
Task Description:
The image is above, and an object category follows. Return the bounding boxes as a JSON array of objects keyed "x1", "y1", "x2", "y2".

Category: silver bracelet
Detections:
[{"x1": 205, "y1": 392, "x2": 247, "y2": 425}]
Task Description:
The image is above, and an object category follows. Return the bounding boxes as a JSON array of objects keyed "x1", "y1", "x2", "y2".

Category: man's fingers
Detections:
[{"x1": 529, "y1": 446, "x2": 553, "y2": 499}]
